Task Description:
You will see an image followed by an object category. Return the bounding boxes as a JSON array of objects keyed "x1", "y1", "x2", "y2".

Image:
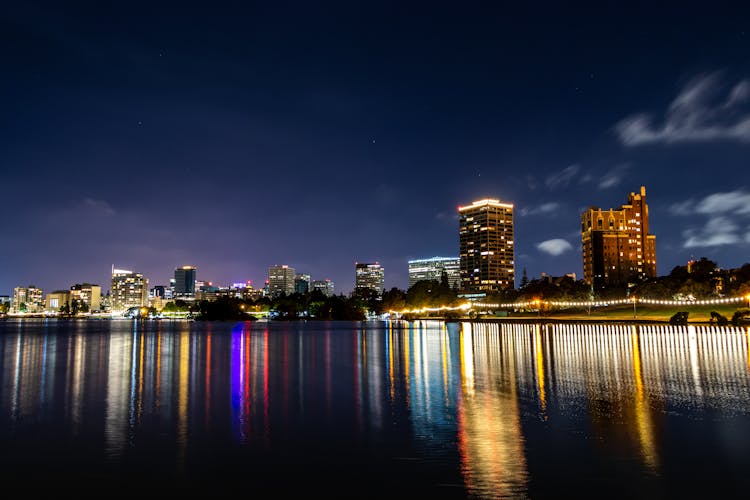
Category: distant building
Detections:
[
  {"x1": 459, "y1": 198, "x2": 515, "y2": 293},
  {"x1": 355, "y1": 262, "x2": 384, "y2": 294},
  {"x1": 312, "y1": 279, "x2": 335, "y2": 297},
  {"x1": 294, "y1": 273, "x2": 311, "y2": 294},
  {"x1": 539, "y1": 272, "x2": 577, "y2": 285},
  {"x1": 111, "y1": 267, "x2": 149, "y2": 311},
  {"x1": 196, "y1": 282, "x2": 220, "y2": 301},
  {"x1": 151, "y1": 285, "x2": 167, "y2": 299},
  {"x1": 408, "y1": 256, "x2": 460, "y2": 289},
  {"x1": 45, "y1": 290, "x2": 71, "y2": 314},
  {"x1": 268, "y1": 265, "x2": 296, "y2": 298},
  {"x1": 174, "y1": 265, "x2": 197, "y2": 298},
  {"x1": 581, "y1": 186, "x2": 657, "y2": 289},
  {"x1": 12, "y1": 286, "x2": 44, "y2": 313},
  {"x1": 70, "y1": 283, "x2": 101, "y2": 312},
  {"x1": 0, "y1": 296, "x2": 9, "y2": 305}
]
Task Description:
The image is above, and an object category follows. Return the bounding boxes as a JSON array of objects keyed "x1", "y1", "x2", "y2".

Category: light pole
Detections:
[{"x1": 632, "y1": 297, "x2": 637, "y2": 320}]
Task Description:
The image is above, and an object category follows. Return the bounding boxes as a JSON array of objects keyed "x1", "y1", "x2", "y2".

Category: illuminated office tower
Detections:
[
  {"x1": 268, "y1": 265, "x2": 296, "y2": 298},
  {"x1": 174, "y1": 265, "x2": 197, "y2": 298},
  {"x1": 408, "y1": 256, "x2": 460, "y2": 289},
  {"x1": 312, "y1": 279, "x2": 335, "y2": 297},
  {"x1": 110, "y1": 267, "x2": 149, "y2": 311},
  {"x1": 12, "y1": 285, "x2": 44, "y2": 313},
  {"x1": 459, "y1": 198, "x2": 515, "y2": 293},
  {"x1": 581, "y1": 186, "x2": 657, "y2": 289},
  {"x1": 355, "y1": 262, "x2": 384, "y2": 294}
]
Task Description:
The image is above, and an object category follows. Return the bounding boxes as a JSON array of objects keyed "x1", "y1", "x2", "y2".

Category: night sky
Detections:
[{"x1": 3, "y1": 1, "x2": 750, "y2": 296}]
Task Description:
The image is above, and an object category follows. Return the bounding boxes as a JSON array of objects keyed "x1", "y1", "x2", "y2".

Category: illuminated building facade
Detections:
[
  {"x1": 294, "y1": 273, "x2": 311, "y2": 294},
  {"x1": 70, "y1": 283, "x2": 101, "y2": 312},
  {"x1": 312, "y1": 278, "x2": 335, "y2": 297},
  {"x1": 459, "y1": 199, "x2": 515, "y2": 293},
  {"x1": 111, "y1": 267, "x2": 149, "y2": 311},
  {"x1": 174, "y1": 265, "x2": 197, "y2": 298},
  {"x1": 355, "y1": 262, "x2": 384, "y2": 294},
  {"x1": 12, "y1": 285, "x2": 44, "y2": 313},
  {"x1": 408, "y1": 256, "x2": 460, "y2": 289},
  {"x1": 268, "y1": 265, "x2": 295, "y2": 298},
  {"x1": 46, "y1": 290, "x2": 71, "y2": 313},
  {"x1": 581, "y1": 186, "x2": 657, "y2": 289}
]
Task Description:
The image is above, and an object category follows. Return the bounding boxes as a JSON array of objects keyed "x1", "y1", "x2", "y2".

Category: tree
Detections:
[
  {"x1": 690, "y1": 257, "x2": 718, "y2": 281},
  {"x1": 380, "y1": 287, "x2": 407, "y2": 314},
  {"x1": 440, "y1": 270, "x2": 450, "y2": 290},
  {"x1": 520, "y1": 267, "x2": 529, "y2": 289}
]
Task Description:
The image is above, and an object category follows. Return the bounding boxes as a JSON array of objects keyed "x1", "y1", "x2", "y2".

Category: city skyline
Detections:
[{"x1": 4, "y1": 3, "x2": 750, "y2": 295}]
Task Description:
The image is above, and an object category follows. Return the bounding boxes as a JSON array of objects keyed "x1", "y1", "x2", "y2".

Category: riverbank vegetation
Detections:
[{"x1": 150, "y1": 257, "x2": 750, "y2": 323}]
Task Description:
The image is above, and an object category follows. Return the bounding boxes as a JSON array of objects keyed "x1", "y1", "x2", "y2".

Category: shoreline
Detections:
[{"x1": 3, "y1": 316, "x2": 745, "y2": 327}]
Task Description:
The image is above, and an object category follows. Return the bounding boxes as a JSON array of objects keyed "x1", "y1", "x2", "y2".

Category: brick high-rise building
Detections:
[
  {"x1": 458, "y1": 198, "x2": 515, "y2": 293},
  {"x1": 581, "y1": 186, "x2": 657, "y2": 289}
]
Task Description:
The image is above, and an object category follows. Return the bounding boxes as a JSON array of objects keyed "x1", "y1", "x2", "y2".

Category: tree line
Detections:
[{"x1": 128, "y1": 257, "x2": 750, "y2": 321}]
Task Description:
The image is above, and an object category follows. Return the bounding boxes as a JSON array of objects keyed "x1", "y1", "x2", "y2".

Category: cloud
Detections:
[
  {"x1": 435, "y1": 211, "x2": 458, "y2": 221},
  {"x1": 669, "y1": 199, "x2": 695, "y2": 216},
  {"x1": 671, "y1": 190, "x2": 750, "y2": 216},
  {"x1": 696, "y1": 190, "x2": 750, "y2": 215},
  {"x1": 536, "y1": 238, "x2": 573, "y2": 256},
  {"x1": 81, "y1": 198, "x2": 115, "y2": 216},
  {"x1": 519, "y1": 202, "x2": 560, "y2": 217},
  {"x1": 598, "y1": 164, "x2": 629, "y2": 189},
  {"x1": 615, "y1": 72, "x2": 750, "y2": 146},
  {"x1": 683, "y1": 216, "x2": 742, "y2": 248},
  {"x1": 545, "y1": 165, "x2": 579, "y2": 190}
]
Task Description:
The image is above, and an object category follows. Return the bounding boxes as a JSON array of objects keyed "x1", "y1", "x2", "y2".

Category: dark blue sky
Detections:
[{"x1": 3, "y1": 1, "x2": 750, "y2": 295}]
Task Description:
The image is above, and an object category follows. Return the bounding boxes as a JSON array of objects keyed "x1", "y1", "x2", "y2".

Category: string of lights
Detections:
[{"x1": 390, "y1": 294, "x2": 750, "y2": 315}]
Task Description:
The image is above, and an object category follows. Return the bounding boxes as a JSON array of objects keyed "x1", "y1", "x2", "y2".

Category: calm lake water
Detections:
[{"x1": 1, "y1": 318, "x2": 749, "y2": 498}]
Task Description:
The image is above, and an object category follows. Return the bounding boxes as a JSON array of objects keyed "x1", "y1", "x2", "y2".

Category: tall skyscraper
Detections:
[
  {"x1": 581, "y1": 185, "x2": 657, "y2": 289},
  {"x1": 268, "y1": 265, "x2": 296, "y2": 298},
  {"x1": 355, "y1": 262, "x2": 385, "y2": 294},
  {"x1": 408, "y1": 256, "x2": 460, "y2": 289},
  {"x1": 174, "y1": 265, "x2": 197, "y2": 298},
  {"x1": 312, "y1": 279, "x2": 335, "y2": 297},
  {"x1": 459, "y1": 198, "x2": 515, "y2": 293},
  {"x1": 111, "y1": 267, "x2": 149, "y2": 311}
]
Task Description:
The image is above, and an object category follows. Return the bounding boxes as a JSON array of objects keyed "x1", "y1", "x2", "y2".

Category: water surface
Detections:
[{"x1": 1, "y1": 318, "x2": 749, "y2": 498}]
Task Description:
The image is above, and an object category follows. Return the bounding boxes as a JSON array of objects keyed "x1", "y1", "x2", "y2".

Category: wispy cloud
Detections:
[
  {"x1": 616, "y1": 72, "x2": 750, "y2": 146},
  {"x1": 683, "y1": 216, "x2": 742, "y2": 248},
  {"x1": 519, "y1": 202, "x2": 560, "y2": 217},
  {"x1": 669, "y1": 199, "x2": 695, "y2": 216},
  {"x1": 81, "y1": 198, "x2": 115, "y2": 216},
  {"x1": 435, "y1": 211, "x2": 458, "y2": 221},
  {"x1": 536, "y1": 238, "x2": 573, "y2": 256},
  {"x1": 545, "y1": 165, "x2": 579, "y2": 190},
  {"x1": 598, "y1": 164, "x2": 630, "y2": 189},
  {"x1": 672, "y1": 190, "x2": 750, "y2": 248},
  {"x1": 696, "y1": 190, "x2": 750, "y2": 215},
  {"x1": 671, "y1": 190, "x2": 750, "y2": 216}
]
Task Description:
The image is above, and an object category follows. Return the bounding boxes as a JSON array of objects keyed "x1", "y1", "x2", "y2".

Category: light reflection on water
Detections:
[{"x1": 1, "y1": 319, "x2": 749, "y2": 497}]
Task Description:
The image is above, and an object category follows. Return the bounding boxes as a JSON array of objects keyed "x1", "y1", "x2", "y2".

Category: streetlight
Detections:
[{"x1": 632, "y1": 296, "x2": 637, "y2": 320}]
